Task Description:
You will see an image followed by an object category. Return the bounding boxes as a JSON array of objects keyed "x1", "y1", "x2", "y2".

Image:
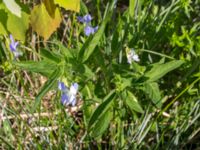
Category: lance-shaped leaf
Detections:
[
  {"x1": 13, "y1": 60, "x2": 57, "y2": 77},
  {"x1": 54, "y1": 0, "x2": 80, "y2": 12},
  {"x1": 30, "y1": 2, "x2": 61, "y2": 40},
  {"x1": 126, "y1": 91, "x2": 144, "y2": 113},
  {"x1": 144, "y1": 60, "x2": 184, "y2": 82},
  {"x1": 90, "y1": 110, "x2": 113, "y2": 138},
  {"x1": 32, "y1": 68, "x2": 61, "y2": 112},
  {"x1": 142, "y1": 82, "x2": 162, "y2": 108},
  {"x1": 3, "y1": 0, "x2": 21, "y2": 17},
  {"x1": 88, "y1": 90, "x2": 115, "y2": 130}
]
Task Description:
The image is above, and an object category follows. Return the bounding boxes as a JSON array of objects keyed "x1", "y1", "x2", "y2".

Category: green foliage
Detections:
[
  {"x1": 0, "y1": 0, "x2": 200, "y2": 149},
  {"x1": 125, "y1": 91, "x2": 144, "y2": 113},
  {"x1": 33, "y1": 68, "x2": 61, "y2": 112},
  {"x1": 88, "y1": 90, "x2": 115, "y2": 130},
  {"x1": 142, "y1": 82, "x2": 162, "y2": 108},
  {"x1": 143, "y1": 60, "x2": 184, "y2": 82}
]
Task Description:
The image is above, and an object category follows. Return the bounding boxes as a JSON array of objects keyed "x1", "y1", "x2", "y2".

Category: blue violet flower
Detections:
[
  {"x1": 77, "y1": 14, "x2": 92, "y2": 24},
  {"x1": 9, "y1": 35, "x2": 21, "y2": 58},
  {"x1": 84, "y1": 25, "x2": 98, "y2": 36},
  {"x1": 77, "y1": 14, "x2": 98, "y2": 36},
  {"x1": 58, "y1": 82, "x2": 79, "y2": 106}
]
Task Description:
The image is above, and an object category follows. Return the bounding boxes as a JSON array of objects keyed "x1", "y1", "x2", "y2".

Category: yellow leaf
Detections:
[
  {"x1": 0, "y1": 22, "x2": 7, "y2": 35},
  {"x1": 54, "y1": 0, "x2": 80, "y2": 12},
  {"x1": 30, "y1": 2, "x2": 62, "y2": 40}
]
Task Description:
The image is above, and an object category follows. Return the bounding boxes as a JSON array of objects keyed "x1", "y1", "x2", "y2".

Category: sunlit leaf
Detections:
[
  {"x1": 0, "y1": 9, "x2": 7, "y2": 35},
  {"x1": 90, "y1": 110, "x2": 113, "y2": 137},
  {"x1": 3, "y1": 0, "x2": 21, "y2": 17},
  {"x1": 54, "y1": 0, "x2": 80, "y2": 12},
  {"x1": 0, "y1": 23, "x2": 7, "y2": 35},
  {"x1": 32, "y1": 68, "x2": 61, "y2": 112},
  {"x1": 126, "y1": 91, "x2": 144, "y2": 113},
  {"x1": 142, "y1": 82, "x2": 162, "y2": 108},
  {"x1": 7, "y1": 11, "x2": 29, "y2": 41},
  {"x1": 144, "y1": 60, "x2": 184, "y2": 82},
  {"x1": 13, "y1": 60, "x2": 57, "y2": 77},
  {"x1": 30, "y1": 2, "x2": 61, "y2": 40},
  {"x1": 88, "y1": 90, "x2": 115, "y2": 130}
]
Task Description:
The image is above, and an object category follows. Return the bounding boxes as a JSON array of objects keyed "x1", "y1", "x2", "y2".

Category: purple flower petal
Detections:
[
  {"x1": 58, "y1": 81, "x2": 67, "y2": 91},
  {"x1": 84, "y1": 25, "x2": 98, "y2": 36},
  {"x1": 78, "y1": 14, "x2": 92, "y2": 23},
  {"x1": 58, "y1": 82, "x2": 79, "y2": 107},
  {"x1": 61, "y1": 93, "x2": 69, "y2": 105},
  {"x1": 10, "y1": 35, "x2": 14, "y2": 44},
  {"x1": 83, "y1": 14, "x2": 92, "y2": 23},
  {"x1": 93, "y1": 26, "x2": 98, "y2": 32},
  {"x1": 84, "y1": 26, "x2": 94, "y2": 36},
  {"x1": 77, "y1": 16, "x2": 84, "y2": 22},
  {"x1": 9, "y1": 34, "x2": 19, "y2": 52}
]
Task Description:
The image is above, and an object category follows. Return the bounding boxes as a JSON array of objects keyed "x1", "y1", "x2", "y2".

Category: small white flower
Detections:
[
  {"x1": 126, "y1": 48, "x2": 140, "y2": 64},
  {"x1": 68, "y1": 83, "x2": 79, "y2": 106}
]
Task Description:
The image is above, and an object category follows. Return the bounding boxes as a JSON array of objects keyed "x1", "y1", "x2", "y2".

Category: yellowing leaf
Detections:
[
  {"x1": 7, "y1": 11, "x2": 29, "y2": 41},
  {"x1": 43, "y1": 0, "x2": 57, "y2": 17},
  {"x1": 3, "y1": 0, "x2": 21, "y2": 17},
  {"x1": 30, "y1": 3, "x2": 62, "y2": 40},
  {"x1": 54, "y1": 0, "x2": 80, "y2": 12},
  {"x1": 0, "y1": 22, "x2": 7, "y2": 35},
  {"x1": 0, "y1": 9, "x2": 8, "y2": 35}
]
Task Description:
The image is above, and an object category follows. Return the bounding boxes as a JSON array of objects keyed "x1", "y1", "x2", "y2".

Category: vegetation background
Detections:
[{"x1": 0, "y1": 0, "x2": 200, "y2": 149}]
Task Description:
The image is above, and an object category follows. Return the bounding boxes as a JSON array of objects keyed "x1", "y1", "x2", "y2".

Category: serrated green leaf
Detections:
[
  {"x1": 144, "y1": 60, "x2": 184, "y2": 82},
  {"x1": 54, "y1": 0, "x2": 80, "y2": 12},
  {"x1": 126, "y1": 91, "x2": 144, "y2": 113},
  {"x1": 74, "y1": 64, "x2": 95, "y2": 79},
  {"x1": 30, "y1": 2, "x2": 61, "y2": 40},
  {"x1": 56, "y1": 41, "x2": 74, "y2": 59},
  {"x1": 40, "y1": 48, "x2": 61, "y2": 63},
  {"x1": 142, "y1": 82, "x2": 162, "y2": 108},
  {"x1": 13, "y1": 60, "x2": 57, "y2": 77},
  {"x1": 88, "y1": 90, "x2": 115, "y2": 130},
  {"x1": 3, "y1": 0, "x2": 21, "y2": 17},
  {"x1": 7, "y1": 10, "x2": 29, "y2": 41},
  {"x1": 90, "y1": 110, "x2": 112, "y2": 138},
  {"x1": 32, "y1": 68, "x2": 61, "y2": 112}
]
